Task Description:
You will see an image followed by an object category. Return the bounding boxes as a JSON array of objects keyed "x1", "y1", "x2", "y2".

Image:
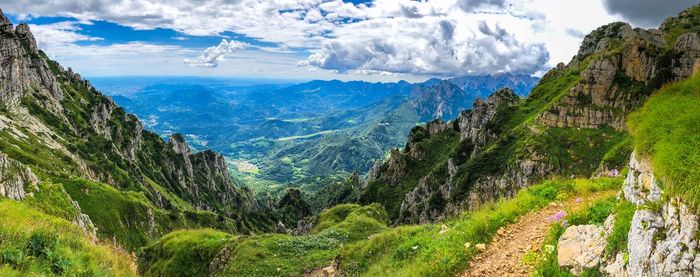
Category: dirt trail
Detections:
[{"x1": 461, "y1": 191, "x2": 615, "y2": 277}]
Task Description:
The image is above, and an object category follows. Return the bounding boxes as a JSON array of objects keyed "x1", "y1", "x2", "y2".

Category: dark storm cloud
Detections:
[{"x1": 602, "y1": 0, "x2": 698, "y2": 28}]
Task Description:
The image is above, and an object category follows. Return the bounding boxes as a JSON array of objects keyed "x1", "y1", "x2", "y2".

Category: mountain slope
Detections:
[
  {"x1": 362, "y1": 10, "x2": 700, "y2": 223},
  {"x1": 0, "y1": 10, "x2": 275, "y2": 251}
]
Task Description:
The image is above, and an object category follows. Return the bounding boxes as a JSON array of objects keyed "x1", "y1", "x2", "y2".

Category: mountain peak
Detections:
[
  {"x1": 15, "y1": 23, "x2": 39, "y2": 55},
  {"x1": 0, "y1": 9, "x2": 13, "y2": 33},
  {"x1": 488, "y1": 87, "x2": 518, "y2": 104}
]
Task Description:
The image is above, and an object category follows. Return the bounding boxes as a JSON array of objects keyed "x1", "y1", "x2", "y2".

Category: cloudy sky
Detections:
[{"x1": 1, "y1": 0, "x2": 696, "y2": 82}]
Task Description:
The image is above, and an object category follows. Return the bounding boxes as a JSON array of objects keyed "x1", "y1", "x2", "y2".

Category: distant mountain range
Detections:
[{"x1": 96, "y1": 74, "x2": 539, "y2": 195}]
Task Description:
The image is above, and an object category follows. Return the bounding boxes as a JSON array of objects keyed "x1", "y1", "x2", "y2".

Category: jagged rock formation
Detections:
[
  {"x1": 456, "y1": 87, "x2": 519, "y2": 154},
  {"x1": 394, "y1": 88, "x2": 521, "y2": 223}
]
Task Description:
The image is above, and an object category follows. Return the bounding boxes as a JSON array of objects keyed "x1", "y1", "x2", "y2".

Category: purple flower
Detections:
[
  {"x1": 575, "y1": 198, "x2": 583, "y2": 203},
  {"x1": 548, "y1": 211, "x2": 566, "y2": 222},
  {"x1": 609, "y1": 169, "x2": 620, "y2": 177}
]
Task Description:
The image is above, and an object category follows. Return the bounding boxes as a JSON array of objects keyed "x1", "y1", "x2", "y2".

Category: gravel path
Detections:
[{"x1": 461, "y1": 191, "x2": 614, "y2": 277}]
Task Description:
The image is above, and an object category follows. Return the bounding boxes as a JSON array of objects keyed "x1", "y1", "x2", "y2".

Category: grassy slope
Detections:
[
  {"x1": 138, "y1": 229, "x2": 236, "y2": 276},
  {"x1": 140, "y1": 203, "x2": 389, "y2": 276},
  {"x1": 141, "y1": 178, "x2": 620, "y2": 277},
  {"x1": 0, "y1": 199, "x2": 137, "y2": 276},
  {"x1": 628, "y1": 74, "x2": 700, "y2": 208},
  {"x1": 58, "y1": 177, "x2": 239, "y2": 250}
]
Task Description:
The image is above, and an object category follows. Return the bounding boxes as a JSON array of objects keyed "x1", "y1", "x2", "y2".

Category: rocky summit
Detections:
[{"x1": 1, "y1": 3, "x2": 700, "y2": 277}]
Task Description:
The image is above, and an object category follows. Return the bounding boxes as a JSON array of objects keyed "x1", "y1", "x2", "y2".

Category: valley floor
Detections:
[{"x1": 462, "y1": 191, "x2": 615, "y2": 276}]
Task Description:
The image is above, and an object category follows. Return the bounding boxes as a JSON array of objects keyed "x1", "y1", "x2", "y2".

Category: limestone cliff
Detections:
[{"x1": 537, "y1": 22, "x2": 699, "y2": 131}]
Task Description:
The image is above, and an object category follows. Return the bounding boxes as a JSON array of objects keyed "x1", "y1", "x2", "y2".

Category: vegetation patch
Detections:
[
  {"x1": 628, "y1": 74, "x2": 700, "y2": 209},
  {"x1": 0, "y1": 199, "x2": 136, "y2": 276},
  {"x1": 605, "y1": 201, "x2": 635, "y2": 256},
  {"x1": 138, "y1": 229, "x2": 236, "y2": 276},
  {"x1": 340, "y1": 178, "x2": 619, "y2": 276},
  {"x1": 58, "y1": 177, "x2": 238, "y2": 250},
  {"x1": 140, "y1": 203, "x2": 388, "y2": 276}
]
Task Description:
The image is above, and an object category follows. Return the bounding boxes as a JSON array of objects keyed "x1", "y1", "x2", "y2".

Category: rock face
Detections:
[
  {"x1": 0, "y1": 12, "x2": 62, "y2": 111},
  {"x1": 0, "y1": 152, "x2": 38, "y2": 200},
  {"x1": 395, "y1": 88, "x2": 521, "y2": 223},
  {"x1": 538, "y1": 23, "x2": 667, "y2": 131},
  {"x1": 457, "y1": 87, "x2": 518, "y2": 151},
  {"x1": 622, "y1": 153, "x2": 700, "y2": 276},
  {"x1": 557, "y1": 225, "x2": 607, "y2": 274},
  {"x1": 566, "y1": 152, "x2": 700, "y2": 276}
]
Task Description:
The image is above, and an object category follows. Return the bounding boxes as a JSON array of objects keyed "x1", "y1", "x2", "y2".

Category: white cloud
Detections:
[
  {"x1": 184, "y1": 39, "x2": 247, "y2": 67},
  {"x1": 27, "y1": 21, "x2": 102, "y2": 50},
  {"x1": 2, "y1": 0, "x2": 628, "y2": 78},
  {"x1": 300, "y1": 17, "x2": 549, "y2": 76}
]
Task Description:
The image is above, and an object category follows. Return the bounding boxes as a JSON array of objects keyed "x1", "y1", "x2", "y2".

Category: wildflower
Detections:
[
  {"x1": 575, "y1": 197, "x2": 583, "y2": 203},
  {"x1": 609, "y1": 169, "x2": 620, "y2": 177},
  {"x1": 548, "y1": 211, "x2": 566, "y2": 222}
]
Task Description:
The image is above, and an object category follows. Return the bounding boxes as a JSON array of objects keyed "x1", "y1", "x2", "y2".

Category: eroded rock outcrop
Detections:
[
  {"x1": 622, "y1": 153, "x2": 700, "y2": 276},
  {"x1": 538, "y1": 23, "x2": 667, "y2": 131},
  {"x1": 0, "y1": 152, "x2": 38, "y2": 200},
  {"x1": 457, "y1": 87, "x2": 519, "y2": 153}
]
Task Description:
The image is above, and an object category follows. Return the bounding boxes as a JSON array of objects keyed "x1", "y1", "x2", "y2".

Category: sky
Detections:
[{"x1": 1, "y1": 0, "x2": 696, "y2": 82}]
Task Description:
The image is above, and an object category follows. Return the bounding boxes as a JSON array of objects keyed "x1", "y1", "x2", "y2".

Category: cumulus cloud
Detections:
[
  {"x1": 602, "y1": 0, "x2": 695, "y2": 28},
  {"x1": 28, "y1": 21, "x2": 102, "y2": 50},
  {"x1": 300, "y1": 11, "x2": 548, "y2": 76},
  {"x1": 184, "y1": 39, "x2": 247, "y2": 67},
  {"x1": 2, "y1": 0, "x2": 624, "y2": 77}
]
